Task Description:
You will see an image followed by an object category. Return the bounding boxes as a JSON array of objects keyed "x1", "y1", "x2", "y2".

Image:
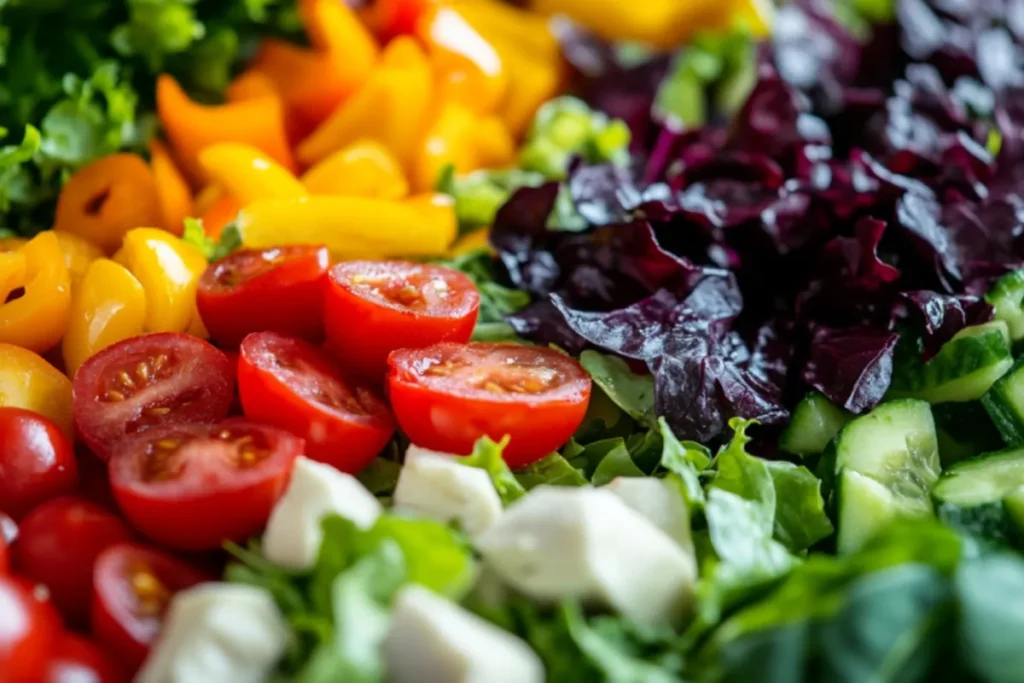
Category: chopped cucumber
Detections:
[
  {"x1": 933, "y1": 402, "x2": 1003, "y2": 466},
  {"x1": 889, "y1": 321, "x2": 1013, "y2": 404},
  {"x1": 830, "y1": 400, "x2": 940, "y2": 554},
  {"x1": 986, "y1": 268, "x2": 1024, "y2": 341},
  {"x1": 983, "y1": 357, "x2": 1024, "y2": 445},
  {"x1": 933, "y1": 448, "x2": 1024, "y2": 546},
  {"x1": 779, "y1": 392, "x2": 853, "y2": 458}
]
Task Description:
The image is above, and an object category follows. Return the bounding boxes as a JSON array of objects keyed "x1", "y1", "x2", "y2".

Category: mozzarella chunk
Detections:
[
  {"x1": 393, "y1": 446, "x2": 503, "y2": 538},
  {"x1": 136, "y1": 583, "x2": 289, "y2": 683},
  {"x1": 262, "y1": 456, "x2": 382, "y2": 570},
  {"x1": 604, "y1": 477, "x2": 697, "y2": 554},
  {"x1": 383, "y1": 585, "x2": 544, "y2": 683},
  {"x1": 476, "y1": 486, "x2": 697, "y2": 626}
]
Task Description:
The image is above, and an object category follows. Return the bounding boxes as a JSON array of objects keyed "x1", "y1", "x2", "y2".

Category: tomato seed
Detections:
[{"x1": 129, "y1": 564, "x2": 171, "y2": 617}]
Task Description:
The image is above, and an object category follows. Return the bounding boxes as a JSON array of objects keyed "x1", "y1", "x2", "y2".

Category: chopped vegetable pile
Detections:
[{"x1": 4, "y1": 1, "x2": 1024, "y2": 682}]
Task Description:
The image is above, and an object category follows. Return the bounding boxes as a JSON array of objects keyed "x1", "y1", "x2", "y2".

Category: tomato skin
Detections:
[
  {"x1": 0, "y1": 408, "x2": 78, "y2": 521},
  {"x1": 0, "y1": 512, "x2": 13, "y2": 574},
  {"x1": 108, "y1": 420, "x2": 302, "y2": 550},
  {"x1": 0, "y1": 575, "x2": 59, "y2": 682},
  {"x1": 12, "y1": 497, "x2": 133, "y2": 626},
  {"x1": 377, "y1": 0, "x2": 432, "y2": 39},
  {"x1": 325, "y1": 261, "x2": 479, "y2": 381},
  {"x1": 238, "y1": 332, "x2": 395, "y2": 473},
  {"x1": 43, "y1": 633, "x2": 126, "y2": 683},
  {"x1": 387, "y1": 343, "x2": 592, "y2": 468},
  {"x1": 196, "y1": 245, "x2": 330, "y2": 348},
  {"x1": 91, "y1": 543, "x2": 207, "y2": 675},
  {"x1": 73, "y1": 333, "x2": 234, "y2": 461}
]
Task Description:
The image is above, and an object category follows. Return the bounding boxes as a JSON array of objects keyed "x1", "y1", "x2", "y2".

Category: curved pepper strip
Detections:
[
  {"x1": 300, "y1": 139, "x2": 409, "y2": 199},
  {"x1": 0, "y1": 232, "x2": 72, "y2": 353},
  {"x1": 53, "y1": 231, "x2": 104, "y2": 288},
  {"x1": 53, "y1": 154, "x2": 163, "y2": 253},
  {"x1": 225, "y1": 69, "x2": 277, "y2": 102},
  {"x1": 120, "y1": 228, "x2": 208, "y2": 334},
  {"x1": 149, "y1": 140, "x2": 194, "y2": 236},
  {"x1": 297, "y1": 37, "x2": 434, "y2": 168},
  {"x1": 157, "y1": 75, "x2": 296, "y2": 182},
  {"x1": 237, "y1": 193, "x2": 457, "y2": 259},
  {"x1": 490, "y1": 34, "x2": 564, "y2": 137},
  {"x1": 198, "y1": 143, "x2": 308, "y2": 206},
  {"x1": 0, "y1": 344, "x2": 74, "y2": 438},
  {"x1": 299, "y1": 0, "x2": 379, "y2": 71},
  {"x1": 62, "y1": 259, "x2": 148, "y2": 377},
  {"x1": 412, "y1": 103, "x2": 516, "y2": 192},
  {"x1": 451, "y1": 0, "x2": 561, "y2": 65}
]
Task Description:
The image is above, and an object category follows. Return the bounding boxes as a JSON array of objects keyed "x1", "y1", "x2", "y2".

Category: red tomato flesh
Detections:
[
  {"x1": 43, "y1": 633, "x2": 126, "y2": 683},
  {"x1": 12, "y1": 497, "x2": 133, "y2": 626},
  {"x1": 325, "y1": 260, "x2": 479, "y2": 381},
  {"x1": 108, "y1": 419, "x2": 301, "y2": 550},
  {"x1": 0, "y1": 408, "x2": 78, "y2": 521},
  {"x1": 73, "y1": 333, "x2": 234, "y2": 461},
  {"x1": 388, "y1": 343, "x2": 592, "y2": 468},
  {"x1": 196, "y1": 245, "x2": 330, "y2": 348},
  {"x1": 238, "y1": 332, "x2": 395, "y2": 473},
  {"x1": 0, "y1": 575, "x2": 59, "y2": 682},
  {"x1": 376, "y1": 0, "x2": 432, "y2": 39},
  {"x1": 91, "y1": 543, "x2": 207, "y2": 674}
]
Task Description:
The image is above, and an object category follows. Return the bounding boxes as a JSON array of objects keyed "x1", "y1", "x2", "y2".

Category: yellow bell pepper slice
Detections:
[
  {"x1": 488, "y1": 34, "x2": 563, "y2": 136},
  {"x1": 238, "y1": 194, "x2": 457, "y2": 259},
  {"x1": 450, "y1": 228, "x2": 493, "y2": 256},
  {"x1": 450, "y1": 0, "x2": 561, "y2": 64},
  {"x1": 62, "y1": 259, "x2": 148, "y2": 377},
  {"x1": 198, "y1": 143, "x2": 308, "y2": 206},
  {"x1": 120, "y1": 228, "x2": 208, "y2": 334},
  {"x1": 53, "y1": 231, "x2": 104, "y2": 287},
  {"x1": 0, "y1": 232, "x2": 72, "y2": 353},
  {"x1": 0, "y1": 344, "x2": 74, "y2": 437},
  {"x1": 301, "y1": 139, "x2": 410, "y2": 199}
]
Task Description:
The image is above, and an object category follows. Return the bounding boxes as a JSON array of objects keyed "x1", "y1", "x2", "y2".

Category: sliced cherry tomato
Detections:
[
  {"x1": 91, "y1": 543, "x2": 207, "y2": 675},
  {"x1": 388, "y1": 343, "x2": 592, "y2": 467},
  {"x1": 0, "y1": 408, "x2": 78, "y2": 521},
  {"x1": 13, "y1": 497, "x2": 133, "y2": 626},
  {"x1": 43, "y1": 633, "x2": 125, "y2": 683},
  {"x1": 325, "y1": 260, "x2": 479, "y2": 380},
  {"x1": 0, "y1": 575, "x2": 59, "y2": 682},
  {"x1": 73, "y1": 333, "x2": 234, "y2": 461},
  {"x1": 108, "y1": 419, "x2": 302, "y2": 550},
  {"x1": 238, "y1": 332, "x2": 395, "y2": 473},
  {"x1": 196, "y1": 245, "x2": 330, "y2": 348}
]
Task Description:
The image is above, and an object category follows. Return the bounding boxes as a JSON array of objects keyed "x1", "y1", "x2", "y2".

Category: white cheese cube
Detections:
[
  {"x1": 604, "y1": 477, "x2": 697, "y2": 555},
  {"x1": 382, "y1": 585, "x2": 544, "y2": 683},
  {"x1": 262, "y1": 456, "x2": 382, "y2": 570},
  {"x1": 476, "y1": 486, "x2": 697, "y2": 627}
]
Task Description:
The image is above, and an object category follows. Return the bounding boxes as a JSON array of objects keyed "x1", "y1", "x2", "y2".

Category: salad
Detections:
[{"x1": 2, "y1": 0, "x2": 1024, "y2": 681}]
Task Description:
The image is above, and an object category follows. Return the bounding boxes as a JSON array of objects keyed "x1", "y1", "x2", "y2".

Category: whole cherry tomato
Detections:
[
  {"x1": 0, "y1": 575, "x2": 59, "y2": 682},
  {"x1": 0, "y1": 408, "x2": 78, "y2": 521},
  {"x1": 43, "y1": 633, "x2": 126, "y2": 683}
]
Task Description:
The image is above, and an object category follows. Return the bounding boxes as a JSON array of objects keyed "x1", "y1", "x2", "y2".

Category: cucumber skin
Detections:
[
  {"x1": 779, "y1": 392, "x2": 853, "y2": 457},
  {"x1": 933, "y1": 402, "x2": 1004, "y2": 466},
  {"x1": 889, "y1": 328, "x2": 1013, "y2": 404},
  {"x1": 936, "y1": 500, "x2": 1019, "y2": 547},
  {"x1": 987, "y1": 268, "x2": 1024, "y2": 341},
  {"x1": 982, "y1": 357, "x2": 1024, "y2": 446}
]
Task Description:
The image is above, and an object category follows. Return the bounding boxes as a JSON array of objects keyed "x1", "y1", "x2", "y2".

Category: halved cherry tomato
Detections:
[
  {"x1": 0, "y1": 408, "x2": 78, "y2": 521},
  {"x1": 73, "y1": 333, "x2": 234, "y2": 461},
  {"x1": 238, "y1": 332, "x2": 395, "y2": 473},
  {"x1": 325, "y1": 261, "x2": 479, "y2": 381},
  {"x1": 108, "y1": 420, "x2": 302, "y2": 550},
  {"x1": 388, "y1": 343, "x2": 592, "y2": 467},
  {"x1": 0, "y1": 575, "x2": 60, "y2": 681},
  {"x1": 43, "y1": 633, "x2": 126, "y2": 683},
  {"x1": 13, "y1": 497, "x2": 133, "y2": 626},
  {"x1": 92, "y1": 543, "x2": 207, "y2": 675},
  {"x1": 196, "y1": 245, "x2": 330, "y2": 348}
]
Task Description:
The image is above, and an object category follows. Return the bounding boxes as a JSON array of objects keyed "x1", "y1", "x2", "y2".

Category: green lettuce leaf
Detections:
[{"x1": 461, "y1": 436, "x2": 527, "y2": 505}]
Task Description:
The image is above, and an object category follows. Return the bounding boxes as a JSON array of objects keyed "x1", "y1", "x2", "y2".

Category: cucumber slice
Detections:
[
  {"x1": 831, "y1": 400, "x2": 940, "y2": 554},
  {"x1": 982, "y1": 357, "x2": 1024, "y2": 445},
  {"x1": 933, "y1": 402, "x2": 1003, "y2": 466},
  {"x1": 933, "y1": 448, "x2": 1024, "y2": 545},
  {"x1": 889, "y1": 322, "x2": 1013, "y2": 404},
  {"x1": 779, "y1": 392, "x2": 853, "y2": 457},
  {"x1": 986, "y1": 268, "x2": 1024, "y2": 341}
]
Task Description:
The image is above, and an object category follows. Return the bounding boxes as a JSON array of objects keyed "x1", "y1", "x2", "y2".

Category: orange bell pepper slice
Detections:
[
  {"x1": 297, "y1": 37, "x2": 434, "y2": 168},
  {"x1": 0, "y1": 344, "x2": 74, "y2": 437},
  {"x1": 301, "y1": 139, "x2": 409, "y2": 199},
  {"x1": 0, "y1": 232, "x2": 72, "y2": 353},
  {"x1": 490, "y1": 36, "x2": 564, "y2": 137},
  {"x1": 201, "y1": 194, "x2": 243, "y2": 240},
  {"x1": 52, "y1": 231, "x2": 104, "y2": 287},
  {"x1": 299, "y1": 0, "x2": 379, "y2": 70},
  {"x1": 412, "y1": 103, "x2": 517, "y2": 191},
  {"x1": 149, "y1": 140, "x2": 194, "y2": 236},
  {"x1": 198, "y1": 143, "x2": 308, "y2": 206},
  {"x1": 53, "y1": 153, "x2": 163, "y2": 253},
  {"x1": 225, "y1": 69, "x2": 278, "y2": 102},
  {"x1": 157, "y1": 75, "x2": 296, "y2": 182}
]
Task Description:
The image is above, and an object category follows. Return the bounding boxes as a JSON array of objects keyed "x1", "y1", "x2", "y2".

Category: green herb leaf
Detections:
[
  {"x1": 515, "y1": 453, "x2": 589, "y2": 489},
  {"x1": 461, "y1": 436, "x2": 527, "y2": 505}
]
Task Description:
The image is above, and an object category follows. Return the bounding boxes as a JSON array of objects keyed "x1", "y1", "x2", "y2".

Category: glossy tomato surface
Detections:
[
  {"x1": 325, "y1": 260, "x2": 479, "y2": 381},
  {"x1": 91, "y1": 543, "x2": 207, "y2": 674},
  {"x1": 0, "y1": 512, "x2": 14, "y2": 574},
  {"x1": 197, "y1": 245, "x2": 330, "y2": 348},
  {"x1": 0, "y1": 575, "x2": 59, "y2": 682},
  {"x1": 108, "y1": 419, "x2": 301, "y2": 550},
  {"x1": 73, "y1": 333, "x2": 234, "y2": 461},
  {"x1": 13, "y1": 497, "x2": 133, "y2": 625},
  {"x1": 238, "y1": 332, "x2": 395, "y2": 473},
  {"x1": 388, "y1": 343, "x2": 592, "y2": 467},
  {"x1": 0, "y1": 408, "x2": 78, "y2": 520},
  {"x1": 43, "y1": 633, "x2": 125, "y2": 683}
]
